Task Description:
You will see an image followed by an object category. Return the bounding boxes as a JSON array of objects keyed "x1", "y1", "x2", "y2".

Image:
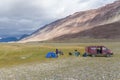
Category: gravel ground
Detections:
[{"x1": 0, "y1": 57, "x2": 120, "y2": 80}]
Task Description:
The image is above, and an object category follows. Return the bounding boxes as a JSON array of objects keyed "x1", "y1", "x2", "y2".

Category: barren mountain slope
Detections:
[
  {"x1": 20, "y1": 0, "x2": 120, "y2": 43},
  {"x1": 53, "y1": 21, "x2": 120, "y2": 40}
]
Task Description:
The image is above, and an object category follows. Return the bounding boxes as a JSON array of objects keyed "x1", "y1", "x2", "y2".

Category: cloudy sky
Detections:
[{"x1": 0, "y1": 0, "x2": 116, "y2": 37}]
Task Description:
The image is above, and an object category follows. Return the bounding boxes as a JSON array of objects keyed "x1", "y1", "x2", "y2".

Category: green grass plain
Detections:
[{"x1": 0, "y1": 41, "x2": 120, "y2": 68}]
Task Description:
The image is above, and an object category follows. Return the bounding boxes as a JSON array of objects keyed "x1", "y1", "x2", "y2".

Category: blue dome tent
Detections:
[{"x1": 46, "y1": 52, "x2": 57, "y2": 58}]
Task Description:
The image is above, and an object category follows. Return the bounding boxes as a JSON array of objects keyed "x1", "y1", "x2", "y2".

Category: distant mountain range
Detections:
[
  {"x1": 19, "y1": 0, "x2": 120, "y2": 43},
  {"x1": 0, "y1": 34, "x2": 29, "y2": 42},
  {"x1": 0, "y1": 37, "x2": 18, "y2": 42}
]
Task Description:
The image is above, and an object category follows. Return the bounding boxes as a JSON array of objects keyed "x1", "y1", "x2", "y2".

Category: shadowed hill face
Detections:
[
  {"x1": 53, "y1": 21, "x2": 120, "y2": 40},
  {"x1": 19, "y1": 0, "x2": 120, "y2": 43}
]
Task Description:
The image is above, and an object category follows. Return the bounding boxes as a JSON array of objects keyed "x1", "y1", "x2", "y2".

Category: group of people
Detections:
[
  {"x1": 55, "y1": 49, "x2": 80, "y2": 57},
  {"x1": 69, "y1": 50, "x2": 80, "y2": 57},
  {"x1": 46, "y1": 49, "x2": 81, "y2": 58}
]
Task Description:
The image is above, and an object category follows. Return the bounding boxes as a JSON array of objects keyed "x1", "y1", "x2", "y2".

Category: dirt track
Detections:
[{"x1": 0, "y1": 57, "x2": 120, "y2": 80}]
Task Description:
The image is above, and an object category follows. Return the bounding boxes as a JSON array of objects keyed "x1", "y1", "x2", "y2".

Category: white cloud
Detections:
[{"x1": 0, "y1": 0, "x2": 116, "y2": 37}]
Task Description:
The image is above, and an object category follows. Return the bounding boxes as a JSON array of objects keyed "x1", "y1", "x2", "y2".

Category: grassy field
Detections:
[
  {"x1": 0, "y1": 42, "x2": 120, "y2": 68},
  {"x1": 0, "y1": 42, "x2": 120, "y2": 80}
]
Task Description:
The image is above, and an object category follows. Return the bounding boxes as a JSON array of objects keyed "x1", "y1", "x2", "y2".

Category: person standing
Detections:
[{"x1": 55, "y1": 49, "x2": 59, "y2": 57}]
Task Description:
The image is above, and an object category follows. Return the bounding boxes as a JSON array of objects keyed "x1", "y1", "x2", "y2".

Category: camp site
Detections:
[{"x1": 0, "y1": 42, "x2": 120, "y2": 80}]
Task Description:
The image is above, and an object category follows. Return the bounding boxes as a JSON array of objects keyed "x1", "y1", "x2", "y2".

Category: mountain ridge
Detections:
[{"x1": 19, "y1": 0, "x2": 120, "y2": 43}]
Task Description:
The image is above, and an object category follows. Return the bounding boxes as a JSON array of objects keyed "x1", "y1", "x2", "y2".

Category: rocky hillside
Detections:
[
  {"x1": 53, "y1": 21, "x2": 120, "y2": 40},
  {"x1": 20, "y1": 0, "x2": 120, "y2": 43}
]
